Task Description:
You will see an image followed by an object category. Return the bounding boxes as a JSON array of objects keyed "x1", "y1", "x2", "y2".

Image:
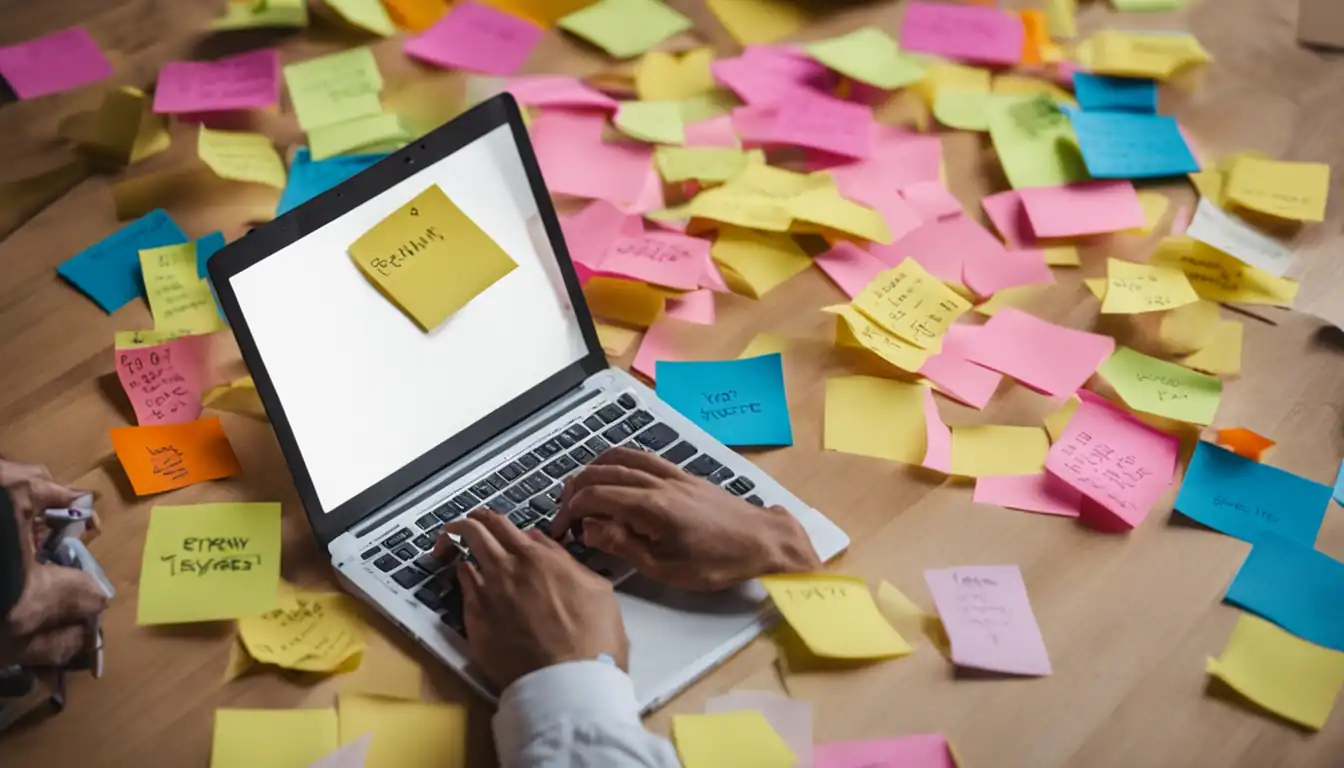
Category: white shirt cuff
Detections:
[{"x1": 492, "y1": 660, "x2": 644, "y2": 752}]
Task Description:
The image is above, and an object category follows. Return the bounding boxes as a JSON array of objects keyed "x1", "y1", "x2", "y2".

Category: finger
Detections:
[
  {"x1": 589, "y1": 446, "x2": 683, "y2": 480},
  {"x1": 25, "y1": 478, "x2": 86, "y2": 512},
  {"x1": 441, "y1": 515, "x2": 510, "y2": 573},
  {"x1": 560, "y1": 464, "x2": 659, "y2": 510},
  {"x1": 24, "y1": 568, "x2": 109, "y2": 634},
  {"x1": 0, "y1": 461, "x2": 52, "y2": 487},
  {"x1": 17, "y1": 625, "x2": 88, "y2": 666},
  {"x1": 581, "y1": 519, "x2": 666, "y2": 579},
  {"x1": 526, "y1": 529, "x2": 566, "y2": 552},
  {"x1": 552, "y1": 485, "x2": 653, "y2": 538},
  {"x1": 471, "y1": 509, "x2": 535, "y2": 555},
  {"x1": 456, "y1": 560, "x2": 483, "y2": 595}
]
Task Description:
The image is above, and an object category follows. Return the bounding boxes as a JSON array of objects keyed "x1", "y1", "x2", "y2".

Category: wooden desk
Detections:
[{"x1": 3, "y1": 0, "x2": 1344, "y2": 765}]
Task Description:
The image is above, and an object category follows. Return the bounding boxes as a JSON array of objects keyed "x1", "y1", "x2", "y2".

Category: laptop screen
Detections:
[{"x1": 228, "y1": 124, "x2": 589, "y2": 512}]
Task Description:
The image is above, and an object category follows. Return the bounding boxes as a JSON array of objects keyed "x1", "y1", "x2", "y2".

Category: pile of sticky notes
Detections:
[{"x1": 284, "y1": 47, "x2": 408, "y2": 160}]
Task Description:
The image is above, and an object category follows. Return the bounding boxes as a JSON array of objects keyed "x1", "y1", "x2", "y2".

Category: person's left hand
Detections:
[{"x1": 0, "y1": 459, "x2": 99, "y2": 551}]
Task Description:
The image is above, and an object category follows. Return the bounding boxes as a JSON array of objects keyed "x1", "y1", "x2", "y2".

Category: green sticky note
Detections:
[
  {"x1": 1097, "y1": 346, "x2": 1223, "y2": 425},
  {"x1": 933, "y1": 87, "x2": 993, "y2": 131},
  {"x1": 805, "y1": 26, "x2": 926, "y2": 90},
  {"x1": 212, "y1": 0, "x2": 309, "y2": 29},
  {"x1": 674, "y1": 90, "x2": 738, "y2": 124},
  {"x1": 987, "y1": 93, "x2": 1090, "y2": 189},
  {"x1": 615, "y1": 100, "x2": 685, "y2": 144},
  {"x1": 136, "y1": 503, "x2": 282, "y2": 625},
  {"x1": 558, "y1": 0, "x2": 693, "y2": 59},
  {"x1": 309, "y1": 113, "x2": 409, "y2": 160},
  {"x1": 284, "y1": 47, "x2": 384, "y2": 132},
  {"x1": 327, "y1": 0, "x2": 396, "y2": 35}
]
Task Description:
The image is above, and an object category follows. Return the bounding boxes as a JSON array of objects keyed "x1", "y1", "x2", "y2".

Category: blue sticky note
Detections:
[
  {"x1": 1174, "y1": 442, "x2": 1331, "y2": 546},
  {"x1": 1073, "y1": 73, "x2": 1158, "y2": 113},
  {"x1": 195, "y1": 231, "x2": 226, "y2": 278},
  {"x1": 56, "y1": 209, "x2": 187, "y2": 313},
  {"x1": 1068, "y1": 111, "x2": 1199, "y2": 179},
  {"x1": 1225, "y1": 533, "x2": 1344, "y2": 652},
  {"x1": 276, "y1": 147, "x2": 388, "y2": 216},
  {"x1": 655, "y1": 353, "x2": 793, "y2": 447}
]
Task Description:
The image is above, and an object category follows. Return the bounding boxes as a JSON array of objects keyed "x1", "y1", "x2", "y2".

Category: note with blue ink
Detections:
[
  {"x1": 1225, "y1": 533, "x2": 1344, "y2": 652},
  {"x1": 195, "y1": 231, "x2": 226, "y2": 278},
  {"x1": 57, "y1": 209, "x2": 188, "y2": 312},
  {"x1": 656, "y1": 353, "x2": 793, "y2": 447},
  {"x1": 1175, "y1": 441, "x2": 1331, "y2": 546},
  {"x1": 276, "y1": 147, "x2": 388, "y2": 216},
  {"x1": 1069, "y1": 111, "x2": 1199, "y2": 179},
  {"x1": 1073, "y1": 73, "x2": 1157, "y2": 113}
]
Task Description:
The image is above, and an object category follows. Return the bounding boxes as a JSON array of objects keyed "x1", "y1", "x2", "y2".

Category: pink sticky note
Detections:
[
  {"x1": 925, "y1": 564, "x2": 1052, "y2": 676},
  {"x1": 619, "y1": 165, "x2": 666, "y2": 215},
  {"x1": 507, "y1": 75, "x2": 617, "y2": 110},
  {"x1": 900, "y1": 181, "x2": 963, "y2": 220},
  {"x1": 405, "y1": 2, "x2": 543, "y2": 75},
  {"x1": 0, "y1": 26, "x2": 112, "y2": 100},
  {"x1": 560, "y1": 200, "x2": 643, "y2": 270},
  {"x1": 1044, "y1": 396, "x2": 1178, "y2": 529},
  {"x1": 980, "y1": 189, "x2": 1034, "y2": 249},
  {"x1": 114, "y1": 335, "x2": 208, "y2": 426},
  {"x1": 712, "y1": 45, "x2": 836, "y2": 106},
  {"x1": 632, "y1": 317, "x2": 689, "y2": 381},
  {"x1": 705, "y1": 691, "x2": 813, "y2": 767},
  {"x1": 973, "y1": 473, "x2": 1083, "y2": 517},
  {"x1": 872, "y1": 214, "x2": 1006, "y2": 283},
  {"x1": 763, "y1": 90, "x2": 875, "y2": 159},
  {"x1": 961, "y1": 308, "x2": 1114, "y2": 398},
  {"x1": 918, "y1": 324, "x2": 1003, "y2": 410},
  {"x1": 600, "y1": 232, "x2": 709, "y2": 290},
  {"x1": 828, "y1": 169, "x2": 925, "y2": 244},
  {"x1": 531, "y1": 110, "x2": 652, "y2": 203},
  {"x1": 665, "y1": 288, "x2": 716, "y2": 325},
  {"x1": 1018, "y1": 181, "x2": 1145, "y2": 238},
  {"x1": 963, "y1": 247, "x2": 1055, "y2": 298},
  {"x1": 922, "y1": 388, "x2": 953, "y2": 473},
  {"x1": 684, "y1": 115, "x2": 739, "y2": 148},
  {"x1": 700, "y1": 256, "x2": 731, "y2": 293},
  {"x1": 153, "y1": 49, "x2": 279, "y2": 114},
  {"x1": 814, "y1": 734, "x2": 957, "y2": 768},
  {"x1": 1170, "y1": 204, "x2": 1192, "y2": 235},
  {"x1": 730, "y1": 105, "x2": 777, "y2": 147},
  {"x1": 813, "y1": 242, "x2": 887, "y2": 299},
  {"x1": 900, "y1": 1, "x2": 1025, "y2": 66}
]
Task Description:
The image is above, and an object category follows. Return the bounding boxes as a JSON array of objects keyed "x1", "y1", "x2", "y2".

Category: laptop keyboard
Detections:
[{"x1": 357, "y1": 390, "x2": 769, "y2": 634}]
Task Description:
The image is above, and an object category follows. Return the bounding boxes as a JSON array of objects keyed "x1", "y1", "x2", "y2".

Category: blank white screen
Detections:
[{"x1": 230, "y1": 125, "x2": 589, "y2": 512}]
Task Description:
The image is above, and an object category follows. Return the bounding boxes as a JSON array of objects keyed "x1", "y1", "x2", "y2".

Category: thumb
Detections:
[
  {"x1": 19, "y1": 566, "x2": 109, "y2": 635},
  {"x1": 26, "y1": 478, "x2": 87, "y2": 512}
]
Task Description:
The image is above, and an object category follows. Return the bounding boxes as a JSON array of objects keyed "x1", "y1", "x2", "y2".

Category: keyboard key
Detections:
[
  {"x1": 709, "y1": 466, "x2": 735, "y2": 485},
  {"x1": 543, "y1": 455, "x2": 578, "y2": 478},
  {"x1": 570, "y1": 445, "x2": 596, "y2": 464},
  {"x1": 557, "y1": 432, "x2": 577, "y2": 448},
  {"x1": 412, "y1": 533, "x2": 436, "y2": 551},
  {"x1": 686, "y1": 454, "x2": 722, "y2": 477},
  {"x1": 518, "y1": 453, "x2": 541, "y2": 470},
  {"x1": 522, "y1": 473, "x2": 550, "y2": 494},
  {"x1": 727, "y1": 477, "x2": 756, "y2": 496},
  {"x1": 484, "y1": 472, "x2": 507, "y2": 491},
  {"x1": 393, "y1": 544, "x2": 418, "y2": 561},
  {"x1": 635, "y1": 423, "x2": 678, "y2": 451},
  {"x1": 486, "y1": 497, "x2": 513, "y2": 514},
  {"x1": 392, "y1": 567, "x2": 429, "y2": 589},
  {"x1": 439, "y1": 588, "x2": 465, "y2": 633},
  {"x1": 530, "y1": 495, "x2": 558, "y2": 515},
  {"x1": 361, "y1": 547, "x2": 381, "y2": 561},
  {"x1": 415, "y1": 513, "x2": 440, "y2": 530},
  {"x1": 499, "y1": 462, "x2": 523, "y2": 481},
  {"x1": 433, "y1": 504, "x2": 461, "y2": 523},
  {"x1": 583, "y1": 415, "x2": 605, "y2": 431},
  {"x1": 414, "y1": 587, "x2": 441, "y2": 610},
  {"x1": 662, "y1": 441, "x2": 697, "y2": 465},
  {"x1": 545, "y1": 485, "x2": 563, "y2": 503},
  {"x1": 535, "y1": 438, "x2": 564, "y2": 458},
  {"x1": 382, "y1": 528, "x2": 413, "y2": 549},
  {"x1": 452, "y1": 491, "x2": 478, "y2": 510},
  {"x1": 507, "y1": 509, "x2": 537, "y2": 527},
  {"x1": 602, "y1": 422, "x2": 635, "y2": 442},
  {"x1": 504, "y1": 484, "x2": 531, "y2": 504},
  {"x1": 629, "y1": 410, "x2": 654, "y2": 429},
  {"x1": 564, "y1": 423, "x2": 590, "y2": 441},
  {"x1": 596, "y1": 404, "x2": 624, "y2": 423},
  {"x1": 745, "y1": 495, "x2": 765, "y2": 507},
  {"x1": 618, "y1": 393, "x2": 637, "y2": 409},
  {"x1": 413, "y1": 552, "x2": 446, "y2": 574},
  {"x1": 373, "y1": 554, "x2": 400, "y2": 572},
  {"x1": 585, "y1": 435, "x2": 611, "y2": 455},
  {"x1": 471, "y1": 480, "x2": 495, "y2": 499}
]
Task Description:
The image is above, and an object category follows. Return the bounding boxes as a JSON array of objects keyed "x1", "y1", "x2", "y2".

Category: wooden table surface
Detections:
[{"x1": 4, "y1": 0, "x2": 1344, "y2": 765}]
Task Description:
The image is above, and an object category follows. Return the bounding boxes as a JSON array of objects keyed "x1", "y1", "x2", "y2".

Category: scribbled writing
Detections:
[
  {"x1": 699, "y1": 389, "x2": 763, "y2": 422},
  {"x1": 1212, "y1": 495, "x2": 1280, "y2": 524},
  {"x1": 1055, "y1": 431, "x2": 1152, "y2": 512},
  {"x1": 953, "y1": 571, "x2": 1011, "y2": 646},
  {"x1": 369, "y1": 224, "x2": 444, "y2": 276},
  {"x1": 147, "y1": 444, "x2": 188, "y2": 482}
]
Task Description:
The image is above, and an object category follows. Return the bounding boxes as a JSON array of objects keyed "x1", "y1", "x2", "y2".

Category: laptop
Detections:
[{"x1": 208, "y1": 94, "x2": 850, "y2": 712}]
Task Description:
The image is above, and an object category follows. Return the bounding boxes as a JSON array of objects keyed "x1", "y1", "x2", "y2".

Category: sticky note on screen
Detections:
[
  {"x1": 0, "y1": 26, "x2": 112, "y2": 99},
  {"x1": 1207, "y1": 614, "x2": 1344, "y2": 731},
  {"x1": 153, "y1": 49, "x2": 280, "y2": 114},
  {"x1": 899, "y1": 1, "x2": 1024, "y2": 66},
  {"x1": 1096, "y1": 346, "x2": 1222, "y2": 425},
  {"x1": 656, "y1": 354, "x2": 793, "y2": 447},
  {"x1": 1175, "y1": 441, "x2": 1331, "y2": 546},
  {"x1": 1072, "y1": 73, "x2": 1157, "y2": 113},
  {"x1": 760, "y1": 573, "x2": 913, "y2": 659},
  {"x1": 925, "y1": 564, "x2": 1051, "y2": 675},
  {"x1": 1069, "y1": 111, "x2": 1199, "y2": 179},
  {"x1": 109, "y1": 416, "x2": 243, "y2": 495},
  {"x1": 1225, "y1": 533, "x2": 1344, "y2": 652},
  {"x1": 114, "y1": 334, "x2": 209, "y2": 426},
  {"x1": 348, "y1": 185, "x2": 517, "y2": 331},
  {"x1": 672, "y1": 710, "x2": 797, "y2": 768},
  {"x1": 136, "y1": 503, "x2": 281, "y2": 625},
  {"x1": 211, "y1": 708, "x2": 338, "y2": 768},
  {"x1": 57, "y1": 210, "x2": 188, "y2": 313},
  {"x1": 337, "y1": 694, "x2": 467, "y2": 768}
]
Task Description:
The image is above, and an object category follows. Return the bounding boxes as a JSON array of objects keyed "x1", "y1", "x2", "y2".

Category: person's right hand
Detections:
[{"x1": 553, "y1": 448, "x2": 822, "y2": 592}]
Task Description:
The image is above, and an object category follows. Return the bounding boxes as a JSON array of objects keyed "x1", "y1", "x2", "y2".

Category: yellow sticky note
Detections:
[
  {"x1": 204, "y1": 377, "x2": 267, "y2": 420},
  {"x1": 853, "y1": 259, "x2": 972, "y2": 349},
  {"x1": 614, "y1": 101, "x2": 685, "y2": 144},
  {"x1": 140, "y1": 243, "x2": 224, "y2": 335},
  {"x1": 875, "y1": 581, "x2": 927, "y2": 641},
  {"x1": 674, "y1": 90, "x2": 739, "y2": 123},
  {"x1": 222, "y1": 636, "x2": 254, "y2": 683},
  {"x1": 1098, "y1": 346, "x2": 1222, "y2": 425},
  {"x1": 635, "y1": 48, "x2": 716, "y2": 101},
  {"x1": 137, "y1": 503, "x2": 282, "y2": 625},
  {"x1": 729, "y1": 162, "x2": 831, "y2": 198},
  {"x1": 690, "y1": 187, "x2": 792, "y2": 232},
  {"x1": 1101, "y1": 257, "x2": 1200, "y2": 314},
  {"x1": 710, "y1": 227, "x2": 812, "y2": 299},
  {"x1": 558, "y1": 0, "x2": 693, "y2": 59},
  {"x1": 973, "y1": 283, "x2": 1051, "y2": 317},
  {"x1": 805, "y1": 27, "x2": 925, "y2": 90},
  {"x1": 211, "y1": 708, "x2": 337, "y2": 768},
  {"x1": 987, "y1": 93, "x2": 1089, "y2": 190},
  {"x1": 1078, "y1": 30, "x2": 1211, "y2": 80},
  {"x1": 705, "y1": 0, "x2": 807, "y2": 45},
  {"x1": 212, "y1": 0, "x2": 309, "y2": 29},
  {"x1": 1043, "y1": 245, "x2": 1079, "y2": 267},
  {"x1": 341, "y1": 638, "x2": 423, "y2": 700},
  {"x1": 337, "y1": 694, "x2": 467, "y2": 768},
  {"x1": 114, "y1": 328, "x2": 190, "y2": 348},
  {"x1": 1158, "y1": 300, "x2": 1221, "y2": 355},
  {"x1": 59, "y1": 85, "x2": 171, "y2": 169},
  {"x1": 950, "y1": 425, "x2": 1049, "y2": 477},
  {"x1": 993, "y1": 75, "x2": 1077, "y2": 106},
  {"x1": 1046, "y1": 0, "x2": 1076, "y2": 38},
  {"x1": 1084, "y1": 277, "x2": 1107, "y2": 300},
  {"x1": 1133, "y1": 190, "x2": 1171, "y2": 233},
  {"x1": 1180, "y1": 320, "x2": 1242, "y2": 376},
  {"x1": 1044, "y1": 395, "x2": 1080, "y2": 443},
  {"x1": 914, "y1": 63, "x2": 991, "y2": 108},
  {"x1": 584, "y1": 277, "x2": 668, "y2": 327},
  {"x1": 934, "y1": 87, "x2": 993, "y2": 132},
  {"x1": 283, "y1": 47, "x2": 384, "y2": 132},
  {"x1": 595, "y1": 322, "x2": 641, "y2": 356},
  {"x1": 1207, "y1": 614, "x2": 1344, "y2": 730},
  {"x1": 1225, "y1": 158, "x2": 1330, "y2": 223},
  {"x1": 761, "y1": 573, "x2": 913, "y2": 659},
  {"x1": 672, "y1": 710, "x2": 797, "y2": 768},
  {"x1": 239, "y1": 590, "x2": 366, "y2": 671},
  {"x1": 823, "y1": 375, "x2": 927, "y2": 464},
  {"x1": 309, "y1": 113, "x2": 408, "y2": 161},
  {"x1": 789, "y1": 186, "x2": 892, "y2": 244},
  {"x1": 827, "y1": 305, "x2": 931, "y2": 372},
  {"x1": 738, "y1": 332, "x2": 790, "y2": 359},
  {"x1": 1189, "y1": 170, "x2": 1225, "y2": 205},
  {"x1": 655, "y1": 146, "x2": 749, "y2": 183},
  {"x1": 349, "y1": 185, "x2": 517, "y2": 331},
  {"x1": 1151, "y1": 238, "x2": 1299, "y2": 306},
  {"x1": 327, "y1": 0, "x2": 396, "y2": 35},
  {"x1": 198, "y1": 126, "x2": 286, "y2": 189}
]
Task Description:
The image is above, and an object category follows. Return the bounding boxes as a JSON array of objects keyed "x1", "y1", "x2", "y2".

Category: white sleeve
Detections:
[{"x1": 492, "y1": 661, "x2": 682, "y2": 768}]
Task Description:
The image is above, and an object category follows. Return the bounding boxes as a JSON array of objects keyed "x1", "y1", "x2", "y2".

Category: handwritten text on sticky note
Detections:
[
  {"x1": 926, "y1": 564, "x2": 1052, "y2": 676},
  {"x1": 854, "y1": 259, "x2": 971, "y2": 350},
  {"x1": 115, "y1": 334, "x2": 208, "y2": 426},
  {"x1": 109, "y1": 416, "x2": 242, "y2": 495}
]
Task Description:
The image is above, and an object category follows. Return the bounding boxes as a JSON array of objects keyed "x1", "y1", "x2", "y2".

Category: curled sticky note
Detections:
[{"x1": 1215, "y1": 427, "x2": 1276, "y2": 462}]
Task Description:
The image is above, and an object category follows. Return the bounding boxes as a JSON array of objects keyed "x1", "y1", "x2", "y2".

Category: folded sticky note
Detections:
[
  {"x1": 657, "y1": 354, "x2": 792, "y2": 447},
  {"x1": 1225, "y1": 533, "x2": 1344, "y2": 652},
  {"x1": 829, "y1": 305, "x2": 933, "y2": 373},
  {"x1": 0, "y1": 26, "x2": 112, "y2": 99},
  {"x1": 153, "y1": 49, "x2": 279, "y2": 114},
  {"x1": 813, "y1": 242, "x2": 887, "y2": 300},
  {"x1": 950, "y1": 425, "x2": 1049, "y2": 478},
  {"x1": 1225, "y1": 158, "x2": 1329, "y2": 223},
  {"x1": 873, "y1": 213, "x2": 1008, "y2": 284},
  {"x1": 1102, "y1": 258, "x2": 1200, "y2": 314},
  {"x1": 109, "y1": 417, "x2": 243, "y2": 496},
  {"x1": 558, "y1": 0, "x2": 692, "y2": 59},
  {"x1": 114, "y1": 334, "x2": 208, "y2": 426},
  {"x1": 1151, "y1": 237, "x2": 1298, "y2": 307},
  {"x1": 338, "y1": 694, "x2": 467, "y2": 768},
  {"x1": 1181, "y1": 320, "x2": 1243, "y2": 376},
  {"x1": 240, "y1": 590, "x2": 366, "y2": 672},
  {"x1": 136, "y1": 503, "x2": 281, "y2": 625},
  {"x1": 283, "y1": 47, "x2": 384, "y2": 132},
  {"x1": 140, "y1": 243, "x2": 224, "y2": 335},
  {"x1": 1018, "y1": 180, "x2": 1145, "y2": 237},
  {"x1": 823, "y1": 376, "x2": 926, "y2": 465},
  {"x1": 1175, "y1": 441, "x2": 1330, "y2": 546},
  {"x1": 963, "y1": 247, "x2": 1055, "y2": 298},
  {"x1": 198, "y1": 126, "x2": 287, "y2": 189},
  {"x1": 211, "y1": 708, "x2": 338, "y2": 768},
  {"x1": 1070, "y1": 111, "x2": 1200, "y2": 179},
  {"x1": 1097, "y1": 346, "x2": 1222, "y2": 425},
  {"x1": 1079, "y1": 29, "x2": 1211, "y2": 80},
  {"x1": 404, "y1": 2, "x2": 543, "y2": 75},
  {"x1": 1185, "y1": 198, "x2": 1296, "y2": 278},
  {"x1": 974, "y1": 473, "x2": 1083, "y2": 517},
  {"x1": 761, "y1": 573, "x2": 913, "y2": 659},
  {"x1": 1207, "y1": 614, "x2": 1344, "y2": 731},
  {"x1": 814, "y1": 733, "x2": 958, "y2": 768},
  {"x1": 900, "y1": 1, "x2": 1024, "y2": 66},
  {"x1": 1072, "y1": 73, "x2": 1157, "y2": 113},
  {"x1": 854, "y1": 259, "x2": 972, "y2": 350},
  {"x1": 987, "y1": 94, "x2": 1090, "y2": 190},
  {"x1": 925, "y1": 564, "x2": 1052, "y2": 676},
  {"x1": 961, "y1": 308, "x2": 1115, "y2": 397},
  {"x1": 1215, "y1": 427, "x2": 1276, "y2": 462},
  {"x1": 805, "y1": 26, "x2": 925, "y2": 90},
  {"x1": 917, "y1": 324, "x2": 1004, "y2": 410},
  {"x1": 277, "y1": 148, "x2": 387, "y2": 216},
  {"x1": 57, "y1": 210, "x2": 188, "y2": 313},
  {"x1": 348, "y1": 185, "x2": 517, "y2": 331},
  {"x1": 710, "y1": 227, "x2": 811, "y2": 299},
  {"x1": 672, "y1": 710, "x2": 797, "y2": 768}
]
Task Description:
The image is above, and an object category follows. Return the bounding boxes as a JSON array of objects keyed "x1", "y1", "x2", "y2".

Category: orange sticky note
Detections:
[
  {"x1": 1019, "y1": 10, "x2": 1048, "y2": 66},
  {"x1": 109, "y1": 416, "x2": 242, "y2": 495},
  {"x1": 384, "y1": 0, "x2": 447, "y2": 30},
  {"x1": 1216, "y1": 428, "x2": 1276, "y2": 462}
]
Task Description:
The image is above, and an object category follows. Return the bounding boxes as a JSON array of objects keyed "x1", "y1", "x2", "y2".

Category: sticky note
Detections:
[
  {"x1": 657, "y1": 354, "x2": 792, "y2": 447},
  {"x1": 283, "y1": 47, "x2": 384, "y2": 132},
  {"x1": 873, "y1": 213, "x2": 1008, "y2": 284},
  {"x1": 1216, "y1": 427, "x2": 1276, "y2": 462},
  {"x1": 829, "y1": 305, "x2": 932, "y2": 373},
  {"x1": 654, "y1": 146, "x2": 748, "y2": 183},
  {"x1": 116, "y1": 329, "x2": 189, "y2": 349},
  {"x1": 599, "y1": 232, "x2": 709, "y2": 290},
  {"x1": 195, "y1": 230, "x2": 227, "y2": 278},
  {"x1": 531, "y1": 110, "x2": 652, "y2": 204},
  {"x1": 1225, "y1": 533, "x2": 1344, "y2": 652},
  {"x1": 584, "y1": 277, "x2": 667, "y2": 327},
  {"x1": 212, "y1": 0, "x2": 309, "y2": 29},
  {"x1": 630, "y1": 316, "x2": 693, "y2": 381},
  {"x1": 1151, "y1": 237, "x2": 1297, "y2": 307},
  {"x1": 920, "y1": 387, "x2": 953, "y2": 473},
  {"x1": 672, "y1": 710, "x2": 797, "y2": 768},
  {"x1": 240, "y1": 590, "x2": 367, "y2": 671},
  {"x1": 1079, "y1": 30, "x2": 1211, "y2": 80},
  {"x1": 308, "y1": 735, "x2": 372, "y2": 768},
  {"x1": 614, "y1": 101, "x2": 685, "y2": 144},
  {"x1": 813, "y1": 241, "x2": 887, "y2": 300},
  {"x1": 1181, "y1": 320, "x2": 1242, "y2": 376},
  {"x1": 712, "y1": 46, "x2": 836, "y2": 107},
  {"x1": 277, "y1": 148, "x2": 387, "y2": 215},
  {"x1": 951, "y1": 425, "x2": 1049, "y2": 478},
  {"x1": 153, "y1": 49, "x2": 279, "y2": 116},
  {"x1": 1043, "y1": 395, "x2": 1080, "y2": 443},
  {"x1": 1207, "y1": 614, "x2": 1344, "y2": 731},
  {"x1": 308, "y1": 113, "x2": 408, "y2": 161},
  {"x1": 1175, "y1": 441, "x2": 1330, "y2": 546},
  {"x1": 341, "y1": 638, "x2": 423, "y2": 700},
  {"x1": 558, "y1": 0, "x2": 692, "y2": 59},
  {"x1": 1098, "y1": 347, "x2": 1221, "y2": 425},
  {"x1": 506, "y1": 75, "x2": 617, "y2": 110},
  {"x1": 0, "y1": 26, "x2": 112, "y2": 99},
  {"x1": 635, "y1": 48, "x2": 715, "y2": 101},
  {"x1": 900, "y1": 2, "x2": 1025, "y2": 66},
  {"x1": 789, "y1": 186, "x2": 891, "y2": 245},
  {"x1": 203, "y1": 377, "x2": 267, "y2": 420},
  {"x1": 109, "y1": 417, "x2": 243, "y2": 496},
  {"x1": 57, "y1": 210, "x2": 188, "y2": 313},
  {"x1": 1018, "y1": 180, "x2": 1145, "y2": 237},
  {"x1": 917, "y1": 324, "x2": 1003, "y2": 410},
  {"x1": 1070, "y1": 111, "x2": 1199, "y2": 179},
  {"x1": 963, "y1": 247, "x2": 1055, "y2": 298},
  {"x1": 1044, "y1": 396, "x2": 1178, "y2": 528},
  {"x1": 115, "y1": 334, "x2": 208, "y2": 426},
  {"x1": 925, "y1": 565, "x2": 1052, "y2": 676},
  {"x1": 197, "y1": 126, "x2": 286, "y2": 189},
  {"x1": 761, "y1": 574, "x2": 912, "y2": 659},
  {"x1": 853, "y1": 259, "x2": 972, "y2": 350},
  {"x1": 327, "y1": 0, "x2": 396, "y2": 34},
  {"x1": 710, "y1": 227, "x2": 811, "y2": 299},
  {"x1": 140, "y1": 243, "x2": 224, "y2": 334},
  {"x1": 337, "y1": 694, "x2": 466, "y2": 768},
  {"x1": 705, "y1": 0, "x2": 808, "y2": 45},
  {"x1": 703, "y1": 691, "x2": 812, "y2": 765},
  {"x1": 1102, "y1": 258, "x2": 1200, "y2": 314},
  {"x1": 900, "y1": 183, "x2": 963, "y2": 222},
  {"x1": 348, "y1": 185, "x2": 517, "y2": 331},
  {"x1": 805, "y1": 27, "x2": 925, "y2": 90},
  {"x1": 211, "y1": 708, "x2": 337, "y2": 768},
  {"x1": 1224, "y1": 157, "x2": 1329, "y2": 223},
  {"x1": 1073, "y1": 73, "x2": 1157, "y2": 113},
  {"x1": 383, "y1": 0, "x2": 447, "y2": 30},
  {"x1": 974, "y1": 473, "x2": 1083, "y2": 517},
  {"x1": 961, "y1": 308, "x2": 1115, "y2": 397},
  {"x1": 404, "y1": 2, "x2": 543, "y2": 75},
  {"x1": 738, "y1": 332, "x2": 790, "y2": 360},
  {"x1": 987, "y1": 93, "x2": 1090, "y2": 190},
  {"x1": 763, "y1": 90, "x2": 875, "y2": 160},
  {"x1": 815, "y1": 734, "x2": 958, "y2": 768},
  {"x1": 933, "y1": 87, "x2": 993, "y2": 131},
  {"x1": 1186, "y1": 198, "x2": 1296, "y2": 277},
  {"x1": 823, "y1": 376, "x2": 926, "y2": 464},
  {"x1": 136, "y1": 503, "x2": 280, "y2": 624},
  {"x1": 1046, "y1": 0, "x2": 1076, "y2": 38}
]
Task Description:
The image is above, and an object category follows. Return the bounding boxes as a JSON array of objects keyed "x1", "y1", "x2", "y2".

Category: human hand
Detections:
[
  {"x1": 438, "y1": 510, "x2": 627, "y2": 690},
  {"x1": 0, "y1": 459, "x2": 99, "y2": 550},
  {"x1": 553, "y1": 448, "x2": 821, "y2": 592}
]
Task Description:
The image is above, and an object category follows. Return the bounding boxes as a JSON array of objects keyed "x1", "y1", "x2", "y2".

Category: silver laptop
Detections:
[{"x1": 208, "y1": 94, "x2": 850, "y2": 711}]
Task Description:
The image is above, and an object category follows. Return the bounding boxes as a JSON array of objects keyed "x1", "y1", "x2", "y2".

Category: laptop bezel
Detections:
[{"x1": 208, "y1": 94, "x2": 608, "y2": 547}]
